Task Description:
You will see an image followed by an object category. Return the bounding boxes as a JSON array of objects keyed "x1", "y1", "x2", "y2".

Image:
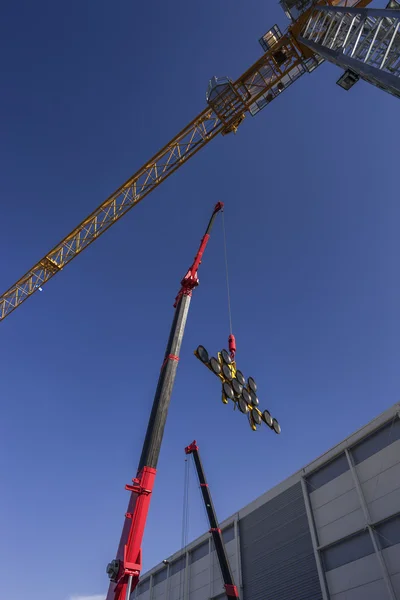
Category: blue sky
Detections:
[{"x1": 1, "y1": 2, "x2": 399, "y2": 600}]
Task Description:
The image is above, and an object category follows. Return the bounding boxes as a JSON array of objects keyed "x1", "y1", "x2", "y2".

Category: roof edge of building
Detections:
[
  {"x1": 238, "y1": 401, "x2": 400, "y2": 519},
  {"x1": 140, "y1": 401, "x2": 400, "y2": 582}
]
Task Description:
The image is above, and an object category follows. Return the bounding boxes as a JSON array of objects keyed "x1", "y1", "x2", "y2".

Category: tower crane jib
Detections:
[{"x1": 2, "y1": 0, "x2": 398, "y2": 325}]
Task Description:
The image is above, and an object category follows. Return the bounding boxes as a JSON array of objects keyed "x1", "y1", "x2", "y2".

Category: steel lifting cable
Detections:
[{"x1": 222, "y1": 209, "x2": 233, "y2": 336}]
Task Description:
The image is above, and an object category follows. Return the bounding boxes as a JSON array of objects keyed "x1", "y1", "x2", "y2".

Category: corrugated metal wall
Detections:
[{"x1": 239, "y1": 481, "x2": 322, "y2": 600}]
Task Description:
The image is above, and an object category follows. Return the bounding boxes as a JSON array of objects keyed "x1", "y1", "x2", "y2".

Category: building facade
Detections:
[{"x1": 133, "y1": 403, "x2": 400, "y2": 600}]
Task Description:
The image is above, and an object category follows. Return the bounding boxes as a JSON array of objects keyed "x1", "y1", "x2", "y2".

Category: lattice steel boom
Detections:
[
  {"x1": 297, "y1": 4, "x2": 400, "y2": 97},
  {"x1": 0, "y1": 109, "x2": 221, "y2": 322},
  {"x1": 0, "y1": 34, "x2": 310, "y2": 323},
  {"x1": 3, "y1": 0, "x2": 395, "y2": 324}
]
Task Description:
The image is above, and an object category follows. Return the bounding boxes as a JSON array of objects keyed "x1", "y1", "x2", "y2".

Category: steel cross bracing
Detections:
[
  {"x1": 0, "y1": 110, "x2": 221, "y2": 322},
  {"x1": 0, "y1": 33, "x2": 314, "y2": 323},
  {"x1": 298, "y1": 4, "x2": 400, "y2": 98}
]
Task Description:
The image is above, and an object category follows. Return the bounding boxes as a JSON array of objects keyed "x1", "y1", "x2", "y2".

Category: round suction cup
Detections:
[
  {"x1": 272, "y1": 418, "x2": 281, "y2": 434},
  {"x1": 252, "y1": 408, "x2": 262, "y2": 425},
  {"x1": 238, "y1": 397, "x2": 249, "y2": 414},
  {"x1": 222, "y1": 363, "x2": 232, "y2": 381},
  {"x1": 242, "y1": 388, "x2": 251, "y2": 405},
  {"x1": 250, "y1": 392, "x2": 259, "y2": 407},
  {"x1": 210, "y1": 357, "x2": 221, "y2": 375},
  {"x1": 223, "y1": 382, "x2": 234, "y2": 400},
  {"x1": 236, "y1": 370, "x2": 245, "y2": 386},
  {"x1": 221, "y1": 349, "x2": 232, "y2": 364},
  {"x1": 262, "y1": 410, "x2": 273, "y2": 427},
  {"x1": 248, "y1": 377, "x2": 257, "y2": 393},
  {"x1": 232, "y1": 378, "x2": 243, "y2": 396},
  {"x1": 196, "y1": 345, "x2": 209, "y2": 364}
]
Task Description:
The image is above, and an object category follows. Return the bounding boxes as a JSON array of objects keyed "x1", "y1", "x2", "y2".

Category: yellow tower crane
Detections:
[{"x1": 2, "y1": 0, "x2": 399, "y2": 323}]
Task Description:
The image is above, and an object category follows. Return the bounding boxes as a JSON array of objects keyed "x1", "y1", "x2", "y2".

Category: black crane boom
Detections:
[{"x1": 185, "y1": 440, "x2": 240, "y2": 599}]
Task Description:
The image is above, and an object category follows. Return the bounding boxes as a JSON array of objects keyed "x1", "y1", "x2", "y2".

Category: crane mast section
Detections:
[{"x1": 297, "y1": 4, "x2": 400, "y2": 98}]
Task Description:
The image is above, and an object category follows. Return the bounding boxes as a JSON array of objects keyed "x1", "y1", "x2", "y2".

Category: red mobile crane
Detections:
[
  {"x1": 105, "y1": 202, "x2": 223, "y2": 600},
  {"x1": 185, "y1": 440, "x2": 240, "y2": 600}
]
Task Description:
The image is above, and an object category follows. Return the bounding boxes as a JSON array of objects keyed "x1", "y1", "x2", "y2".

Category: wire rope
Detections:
[{"x1": 222, "y1": 209, "x2": 233, "y2": 336}]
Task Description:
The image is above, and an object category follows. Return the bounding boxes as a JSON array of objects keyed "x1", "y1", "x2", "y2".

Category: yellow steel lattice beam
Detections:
[
  {"x1": 0, "y1": 34, "x2": 309, "y2": 323},
  {"x1": 0, "y1": 110, "x2": 222, "y2": 321}
]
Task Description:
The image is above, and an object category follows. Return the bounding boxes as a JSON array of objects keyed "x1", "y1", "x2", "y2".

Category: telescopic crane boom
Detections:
[
  {"x1": 185, "y1": 440, "x2": 240, "y2": 600},
  {"x1": 105, "y1": 202, "x2": 222, "y2": 600}
]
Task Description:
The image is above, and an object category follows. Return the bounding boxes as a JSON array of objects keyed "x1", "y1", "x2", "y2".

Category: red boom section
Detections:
[
  {"x1": 225, "y1": 583, "x2": 240, "y2": 598},
  {"x1": 106, "y1": 466, "x2": 156, "y2": 600},
  {"x1": 174, "y1": 201, "x2": 223, "y2": 307}
]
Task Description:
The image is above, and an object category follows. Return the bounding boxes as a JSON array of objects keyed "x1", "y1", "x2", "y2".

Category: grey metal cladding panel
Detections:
[
  {"x1": 310, "y1": 470, "x2": 355, "y2": 511},
  {"x1": 241, "y1": 481, "x2": 308, "y2": 533},
  {"x1": 351, "y1": 417, "x2": 400, "y2": 465},
  {"x1": 240, "y1": 482, "x2": 322, "y2": 600},
  {"x1": 243, "y1": 553, "x2": 322, "y2": 600},
  {"x1": 134, "y1": 589, "x2": 150, "y2": 600},
  {"x1": 330, "y1": 578, "x2": 388, "y2": 600},
  {"x1": 391, "y1": 572, "x2": 400, "y2": 600},
  {"x1": 356, "y1": 438, "x2": 400, "y2": 485},
  {"x1": 170, "y1": 556, "x2": 185, "y2": 575},
  {"x1": 190, "y1": 540, "x2": 208, "y2": 563},
  {"x1": 376, "y1": 513, "x2": 400, "y2": 549},
  {"x1": 222, "y1": 524, "x2": 235, "y2": 543},
  {"x1": 362, "y1": 461, "x2": 400, "y2": 504},
  {"x1": 369, "y1": 486, "x2": 400, "y2": 523},
  {"x1": 137, "y1": 578, "x2": 150, "y2": 595},
  {"x1": 322, "y1": 530, "x2": 374, "y2": 571},
  {"x1": 325, "y1": 552, "x2": 382, "y2": 596},
  {"x1": 307, "y1": 453, "x2": 349, "y2": 492},
  {"x1": 381, "y1": 544, "x2": 400, "y2": 577},
  {"x1": 154, "y1": 567, "x2": 167, "y2": 585}
]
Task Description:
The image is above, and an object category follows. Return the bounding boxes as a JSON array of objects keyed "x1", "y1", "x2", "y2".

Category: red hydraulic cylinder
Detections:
[{"x1": 228, "y1": 334, "x2": 236, "y2": 360}]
